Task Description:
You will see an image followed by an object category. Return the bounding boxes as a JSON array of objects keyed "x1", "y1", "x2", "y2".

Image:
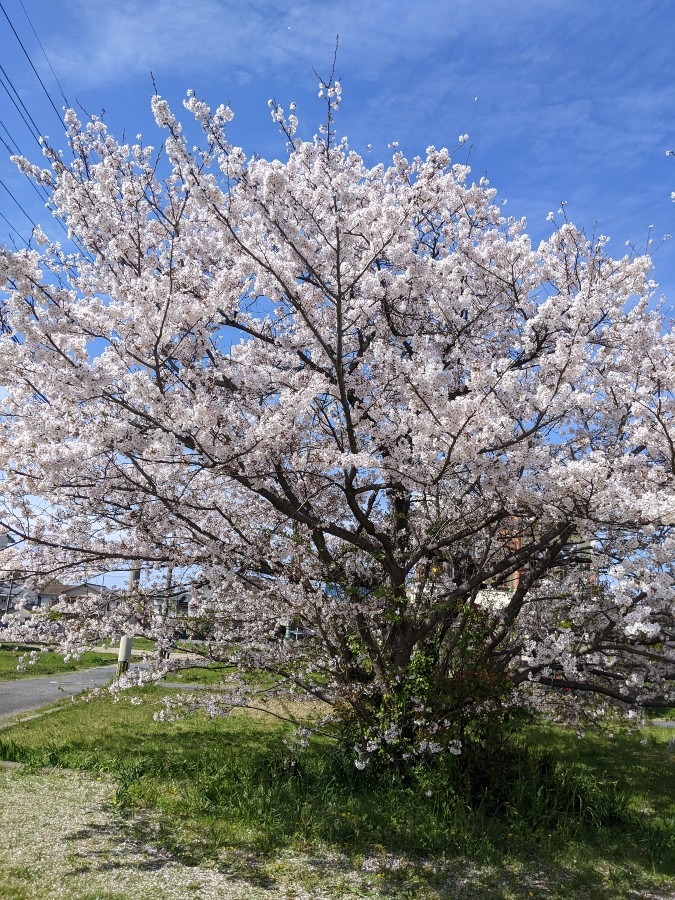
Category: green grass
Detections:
[
  {"x1": 128, "y1": 636, "x2": 157, "y2": 651},
  {"x1": 0, "y1": 648, "x2": 118, "y2": 680},
  {"x1": 0, "y1": 693, "x2": 673, "y2": 897},
  {"x1": 162, "y1": 664, "x2": 227, "y2": 684},
  {"x1": 649, "y1": 707, "x2": 675, "y2": 721},
  {"x1": 523, "y1": 722, "x2": 675, "y2": 818},
  {"x1": 130, "y1": 636, "x2": 210, "y2": 655},
  {"x1": 163, "y1": 664, "x2": 282, "y2": 687},
  {"x1": 95, "y1": 636, "x2": 156, "y2": 652}
]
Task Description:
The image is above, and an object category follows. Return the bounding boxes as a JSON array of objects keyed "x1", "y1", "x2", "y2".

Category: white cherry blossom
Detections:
[{"x1": 0, "y1": 91, "x2": 673, "y2": 761}]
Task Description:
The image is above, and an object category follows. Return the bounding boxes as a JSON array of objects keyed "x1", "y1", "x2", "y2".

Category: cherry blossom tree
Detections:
[{"x1": 0, "y1": 82, "x2": 674, "y2": 763}]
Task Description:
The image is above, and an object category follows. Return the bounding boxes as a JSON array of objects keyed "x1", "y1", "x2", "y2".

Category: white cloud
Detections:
[
  {"x1": 52, "y1": 0, "x2": 470, "y2": 89},
  {"x1": 13, "y1": 0, "x2": 675, "y2": 299}
]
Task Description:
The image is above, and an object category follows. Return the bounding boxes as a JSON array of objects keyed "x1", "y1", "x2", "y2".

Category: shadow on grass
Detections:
[
  {"x1": 0, "y1": 692, "x2": 674, "y2": 897},
  {"x1": 59, "y1": 818, "x2": 279, "y2": 891},
  {"x1": 525, "y1": 725, "x2": 675, "y2": 808}
]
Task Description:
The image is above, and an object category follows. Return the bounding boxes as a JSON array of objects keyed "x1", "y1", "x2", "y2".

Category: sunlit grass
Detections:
[
  {"x1": 523, "y1": 722, "x2": 675, "y2": 818},
  {"x1": 162, "y1": 663, "x2": 227, "y2": 685},
  {"x1": 127, "y1": 636, "x2": 156, "y2": 651},
  {"x1": 0, "y1": 691, "x2": 673, "y2": 897},
  {"x1": 0, "y1": 649, "x2": 118, "y2": 681}
]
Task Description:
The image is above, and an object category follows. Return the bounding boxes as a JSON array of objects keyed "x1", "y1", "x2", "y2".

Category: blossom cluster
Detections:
[{"x1": 0, "y1": 91, "x2": 673, "y2": 760}]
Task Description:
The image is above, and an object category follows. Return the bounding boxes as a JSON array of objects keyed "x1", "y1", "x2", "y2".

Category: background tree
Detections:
[{"x1": 1, "y1": 82, "x2": 673, "y2": 764}]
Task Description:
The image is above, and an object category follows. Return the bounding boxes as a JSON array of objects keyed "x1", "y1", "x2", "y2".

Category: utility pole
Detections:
[
  {"x1": 117, "y1": 634, "x2": 132, "y2": 676},
  {"x1": 157, "y1": 565, "x2": 174, "y2": 661},
  {"x1": 117, "y1": 565, "x2": 140, "y2": 676},
  {"x1": 3, "y1": 571, "x2": 15, "y2": 616}
]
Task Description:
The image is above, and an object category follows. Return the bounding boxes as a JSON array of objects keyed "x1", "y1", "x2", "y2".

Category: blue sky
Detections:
[
  {"x1": 1, "y1": 0, "x2": 674, "y2": 301},
  {"x1": 1, "y1": 0, "x2": 674, "y2": 587}
]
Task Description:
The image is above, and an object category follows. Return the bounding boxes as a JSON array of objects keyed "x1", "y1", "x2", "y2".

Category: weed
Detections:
[{"x1": 0, "y1": 688, "x2": 673, "y2": 895}]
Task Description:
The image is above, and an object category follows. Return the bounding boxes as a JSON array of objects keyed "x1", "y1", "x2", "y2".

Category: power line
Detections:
[
  {"x1": 0, "y1": 124, "x2": 90, "y2": 251},
  {"x1": 0, "y1": 177, "x2": 37, "y2": 228},
  {"x1": 0, "y1": 7, "x2": 93, "y2": 264},
  {"x1": 0, "y1": 126, "x2": 15, "y2": 156},
  {"x1": 0, "y1": 209, "x2": 29, "y2": 247},
  {"x1": 0, "y1": 115, "x2": 55, "y2": 210},
  {"x1": 0, "y1": 115, "x2": 23, "y2": 155},
  {"x1": 0, "y1": 0, "x2": 64, "y2": 128},
  {"x1": 17, "y1": 0, "x2": 69, "y2": 109},
  {"x1": 0, "y1": 107, "x2": 71, "y2": 241},
  {"x1": 0, "y1": 135, "x2": 51, "y2": 207},
  {"x1": 0, "y1": 66, "x2": 43, "y2": 147}
]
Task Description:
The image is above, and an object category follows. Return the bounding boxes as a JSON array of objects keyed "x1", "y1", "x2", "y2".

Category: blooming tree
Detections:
[{"x1": 0, "y1": 83, "x2": 674, "y2": 762}]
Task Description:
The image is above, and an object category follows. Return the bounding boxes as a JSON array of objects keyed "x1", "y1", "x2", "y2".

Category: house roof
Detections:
[{"x1": 36, "y1": 580, "x2": 105, "y2": 597}]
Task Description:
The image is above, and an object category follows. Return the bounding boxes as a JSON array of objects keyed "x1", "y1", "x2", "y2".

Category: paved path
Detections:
[
  {"x1": 0, "y1": 665, "x2": 121, "y2": 720},
  {"x1": 0, "y1": 664, "x2": 209, "y2": 722}
]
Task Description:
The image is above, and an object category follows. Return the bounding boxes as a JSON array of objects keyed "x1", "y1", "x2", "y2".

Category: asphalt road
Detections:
[
  {"x1": 0, "y1": 663, "x2": 208, "y2": 722},
  {"x1": 0, "y1": 665, "x2": 121, "y2": 720}
]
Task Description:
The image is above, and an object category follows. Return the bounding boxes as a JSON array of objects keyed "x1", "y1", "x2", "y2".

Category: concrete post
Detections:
[
  {"x1": 117, "y1": 634, "x2": 132, "y2": 676},
  {"x1": 117, "y1": 565, "x2": 140, "y2": 675},
  {"x1": 3, "y1": 571, "x2": 14, "y2": 615},
  {"x1": 128, "y1": 566, "x2": 141, "y2": 592}
]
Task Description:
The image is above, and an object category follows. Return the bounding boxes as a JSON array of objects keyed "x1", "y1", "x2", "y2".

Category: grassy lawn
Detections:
[
  {"x1": 162, "y1": 663, "x2": 226, "y2": 684},
  {"x1": 162, "y1": 663, "x2": 280, "y2": 687},
  {"x1": 129, "y1": 636, "x2": 209, "y2": 654},
  {"x1": 524, "y1": 722, "x2": 675, "y2": 819},
  {"x1": 0, "y1": 691, "x2": 673, "y2": 898},
  {"x1": 0, "y1": 648, "x2": 118, "y2": 680},
  {"x1": 128, "y1": 636, "x2": 157, "y2": 651}
]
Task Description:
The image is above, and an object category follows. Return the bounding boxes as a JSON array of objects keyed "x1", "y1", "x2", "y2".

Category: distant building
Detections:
[
  {"x1": 0, "y1": 575, "x2": 110, "y2": 619},
  {"x1": 26, "y1": 579, "x2": 108, "y2": 609}
]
